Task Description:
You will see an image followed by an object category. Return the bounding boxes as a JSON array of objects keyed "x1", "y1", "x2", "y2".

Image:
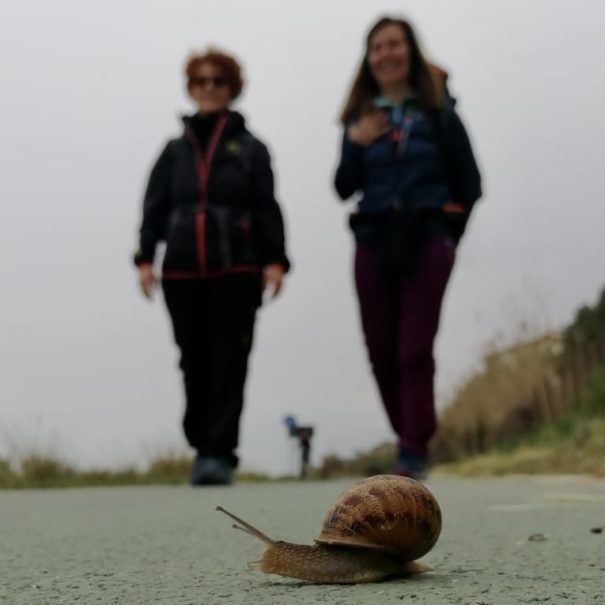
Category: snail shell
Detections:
[
  {"x1": 216, "y1": 474, "x2": 442, "y2": 583},
  {"x1": 316, "y1": 474, "x2": 442, "y2": 562}
]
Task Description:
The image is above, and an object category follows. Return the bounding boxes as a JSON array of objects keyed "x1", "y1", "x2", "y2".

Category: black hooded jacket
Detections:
[{"x1": 134, "y1": 110, "x2": 289, "y2": 277}]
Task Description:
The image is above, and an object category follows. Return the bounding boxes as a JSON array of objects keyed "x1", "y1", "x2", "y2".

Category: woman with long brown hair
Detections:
[{"x1": 334, "y1": 16, "x2": 481, "y2": 479}]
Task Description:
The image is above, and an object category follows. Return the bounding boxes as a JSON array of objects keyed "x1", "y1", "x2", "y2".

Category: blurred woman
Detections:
[
  {"x1": 134, "y1": 49, "x2": 289, "y2": 485},
  {"x1": 334, "y1": 16, "x2": 481, "y2": 478}
]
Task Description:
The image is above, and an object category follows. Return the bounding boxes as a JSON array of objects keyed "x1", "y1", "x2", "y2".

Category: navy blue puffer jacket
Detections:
[{"x1": 334, "y1": 99, "x2": 481, "y2": 242}]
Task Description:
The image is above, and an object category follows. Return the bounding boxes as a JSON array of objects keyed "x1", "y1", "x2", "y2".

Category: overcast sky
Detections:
[{"x1": 1, "y1": 0, "x2": 604, "y2": 475}]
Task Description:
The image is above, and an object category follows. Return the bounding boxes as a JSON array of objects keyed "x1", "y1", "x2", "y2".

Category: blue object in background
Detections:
[{"x1": 283, "y1": 415, "x2": 298, "y2": 434}]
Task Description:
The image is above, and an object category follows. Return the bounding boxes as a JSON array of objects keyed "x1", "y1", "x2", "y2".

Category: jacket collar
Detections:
[{"x1": 181, "y1": 109, "x2": 246, "y2": 136}]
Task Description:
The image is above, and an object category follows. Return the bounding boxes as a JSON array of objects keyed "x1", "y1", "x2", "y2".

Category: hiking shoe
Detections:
[
  {"x1": 394, "y1": 448, "x2": 428, "y2": 481},
  {"x1": 189, "y1": 456, "x2": 233, "y2": 486}
]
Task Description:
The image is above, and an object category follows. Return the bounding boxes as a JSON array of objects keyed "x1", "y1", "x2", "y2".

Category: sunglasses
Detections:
[{"x1": 190, "y1": 76, "x2": 229, "y2": 89}]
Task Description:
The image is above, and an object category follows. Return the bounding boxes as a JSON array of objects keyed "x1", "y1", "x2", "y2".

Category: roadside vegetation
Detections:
[
  {"x1": 2, "y1": 288, "x2": 605, "y2": 488},
  {"x1": 0, "y1": 453, "x2": 271, "y2": 489},
  {"x1": 432, "y1": 286, "x2": 605, "y2": 477},
  {"x1": 433, "y1": 368, "x2": 605, "y2": 477}
]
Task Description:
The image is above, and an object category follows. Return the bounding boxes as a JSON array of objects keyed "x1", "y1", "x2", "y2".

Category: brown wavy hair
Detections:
[
  {"x1": 339, "y1": 17, "x2": 446, "y2": 124},
  {"x1": 185, "y1": 48, "x2": 244, "y2": 100}
]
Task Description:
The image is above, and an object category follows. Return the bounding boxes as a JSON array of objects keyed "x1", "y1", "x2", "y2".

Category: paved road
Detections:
[{"x1": 2, "y1": 475, "x2": 604, "y2": 604}]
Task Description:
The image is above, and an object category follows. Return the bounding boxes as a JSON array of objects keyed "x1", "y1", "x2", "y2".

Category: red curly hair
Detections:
[{"x1": 184, "y1": 49, "x2": 244, "y2": 100}]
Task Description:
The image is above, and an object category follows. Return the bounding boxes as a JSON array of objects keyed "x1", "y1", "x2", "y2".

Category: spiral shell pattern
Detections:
[{"x1": 315, "y1": 474, "x2": 442, "y2": 562}]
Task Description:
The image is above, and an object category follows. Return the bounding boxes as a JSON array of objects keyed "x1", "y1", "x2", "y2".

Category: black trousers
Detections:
[{"x1": 162, "y1": 274, "x2": 262, "y2": 467}]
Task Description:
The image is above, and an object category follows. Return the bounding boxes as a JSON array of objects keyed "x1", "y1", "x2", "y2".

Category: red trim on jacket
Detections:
[
  {"x1": 162, "y1": 265, "x2": 262, "y2": 280},
  {"x1": 185, "y1": 113, "x2": 228, "y2": 275},
  {"x1": 195, "y1": 212, "x2": 207, "y2": 273}
]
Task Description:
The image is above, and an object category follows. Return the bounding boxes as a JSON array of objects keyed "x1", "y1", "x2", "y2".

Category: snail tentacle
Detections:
[{"x1": 215, "y1": 506, "x2": 275, "y2": 546}]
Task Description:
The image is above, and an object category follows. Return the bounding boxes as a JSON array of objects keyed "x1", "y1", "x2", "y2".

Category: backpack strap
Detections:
[{"x1": 428, "y1": 107, "x2": 455, "y2": 196}]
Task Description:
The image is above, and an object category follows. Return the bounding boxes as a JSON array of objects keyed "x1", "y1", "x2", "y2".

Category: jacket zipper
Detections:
[
  {"x1": 391, "y1": 108, "x2": 415, "y2": 211},
  {"x1": 186, "y1": 114, "x2": 228, "y2": 275}
]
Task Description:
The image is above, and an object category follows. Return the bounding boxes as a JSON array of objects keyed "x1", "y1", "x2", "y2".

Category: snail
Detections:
[{"x1": 216, "y1": 474, "x2": 442, "y2": 584}]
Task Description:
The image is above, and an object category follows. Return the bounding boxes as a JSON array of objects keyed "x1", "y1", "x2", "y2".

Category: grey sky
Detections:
[{"x1": 1, "y1": 0, "x2": 604, "y2": 474}]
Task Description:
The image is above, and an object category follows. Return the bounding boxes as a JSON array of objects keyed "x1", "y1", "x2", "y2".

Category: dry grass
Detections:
[
  {"x1": 431, "y1": 333, "x2": 562, "y2": 461},
  {"x1": 0, "y1": 452, "x2": 272, "y2": 489},
  {"x1": 313, "y1": 442, "x2": 397, "y2": 479},
  {"x1": 0, "y1": 454, "x2": 156, "y2": 489}
]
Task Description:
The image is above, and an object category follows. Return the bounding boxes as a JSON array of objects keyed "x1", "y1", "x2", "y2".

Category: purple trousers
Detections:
[{"x1": 354, "y1": 237, "x2": 456, "y2": 456}]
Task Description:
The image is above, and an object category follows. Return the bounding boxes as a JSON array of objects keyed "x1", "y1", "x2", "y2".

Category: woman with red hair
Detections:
[{"x1": 134, "y1": 49, "x2": 290, "y2": 485}]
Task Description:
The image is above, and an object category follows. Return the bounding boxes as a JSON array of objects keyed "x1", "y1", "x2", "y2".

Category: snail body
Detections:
[{"x1": 216, "y1": 474, "x2": 442, "y2": 584}]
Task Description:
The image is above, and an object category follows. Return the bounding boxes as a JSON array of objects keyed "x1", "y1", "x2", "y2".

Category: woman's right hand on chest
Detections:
[{"x1": 347, "y1": 110, "x2": 391, "y2": 146}]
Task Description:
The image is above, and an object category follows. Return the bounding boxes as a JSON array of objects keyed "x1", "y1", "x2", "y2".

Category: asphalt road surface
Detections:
[{"x1": 2, "y1": 475, "x2": 604, "y2": 604}]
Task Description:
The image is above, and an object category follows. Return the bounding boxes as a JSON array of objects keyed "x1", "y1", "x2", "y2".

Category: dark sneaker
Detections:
[
  {"x1": 394, "y1": 448, "x2": 428, "y2": 481},
  {"x1": 189, "y1": 456, "x2": 233, "y2": 486}
]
